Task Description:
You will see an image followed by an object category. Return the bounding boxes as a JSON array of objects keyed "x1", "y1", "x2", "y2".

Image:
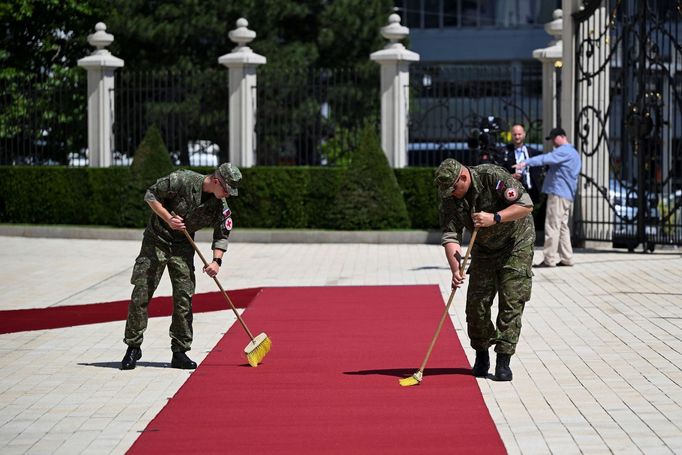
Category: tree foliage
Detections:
[
  {"x1": 1, "y1": 0, "x2": 394, "y2": 165},
  {"x1": 0, "y1": 0, "x2": 99, "y2": 164}
]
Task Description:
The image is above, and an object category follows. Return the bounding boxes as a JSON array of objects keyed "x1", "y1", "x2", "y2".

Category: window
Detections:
[{"x1": 395, "y1": 0, "x2": 561, "y2": 29}]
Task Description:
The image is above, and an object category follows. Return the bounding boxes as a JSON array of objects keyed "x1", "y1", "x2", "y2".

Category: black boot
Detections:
[
  {"x1": 171, "y1": 351, "x2": 197, "y2": 370},
  {"x1": 121, "y1": 346, "x2": 141, "y2": 370},
  {"x1": 472, "y1": 350, "x2": 490, "y2": 377},
  {"x1": 495, "y1": 353, "x2": 513, "y2": 381}
]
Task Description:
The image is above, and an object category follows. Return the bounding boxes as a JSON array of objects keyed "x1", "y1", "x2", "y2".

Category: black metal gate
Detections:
[
  {"x1": 574, "y1": 0, "x2": 682, "y2": 251},
  {"x1": 408, "y1": 63, "x2": 543, "y2": 167}
]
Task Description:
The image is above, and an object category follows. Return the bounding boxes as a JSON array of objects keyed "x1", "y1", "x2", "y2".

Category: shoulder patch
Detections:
[
  {"x1": 504, "y1": 187, "x2": 519, "y2": 201},
  {"x1": 495, "y1": 180, "x2": 505, "y2": 191}
]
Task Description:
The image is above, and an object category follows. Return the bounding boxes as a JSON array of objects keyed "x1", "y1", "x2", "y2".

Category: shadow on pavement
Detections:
[{"x1": 343, "y1": 367, "x2": 472, "y2": 377}]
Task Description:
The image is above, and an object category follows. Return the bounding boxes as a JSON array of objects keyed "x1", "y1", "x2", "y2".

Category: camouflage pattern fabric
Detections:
[
  {"x1": 144, "y1": 170, "x2": 231, "y2": 251},
  {"x1": 125, "y1": 169, "x2": 233, "y2": 352},
  {"x1": 124, "y1": 239, "x2": 196, "y2": 352},
  {"x1": 437, "y1": 163, "x2": 535, "y2": 355}
]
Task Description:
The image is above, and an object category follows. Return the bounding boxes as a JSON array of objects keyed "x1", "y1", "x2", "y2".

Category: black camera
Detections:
[{"x1": 467, "y1": 116, "x2": 506, "y2": 164}]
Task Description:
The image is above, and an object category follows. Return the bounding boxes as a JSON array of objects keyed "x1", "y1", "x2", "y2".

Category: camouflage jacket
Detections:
[
  {"x1": 143, "y1": 170, "x2": 232, "y2": 251},
  {"x1": 440, "y1": 164, "x2": 535, "y2": 257}
]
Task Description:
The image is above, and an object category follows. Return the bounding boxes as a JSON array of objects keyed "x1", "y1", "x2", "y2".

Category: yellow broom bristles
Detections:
[
  {"x1": 245, "y1": 334, "x2": 271, "y2": 367},
  {"x1": 399, "y1": 371, "x2": 423, "y2": 387}
]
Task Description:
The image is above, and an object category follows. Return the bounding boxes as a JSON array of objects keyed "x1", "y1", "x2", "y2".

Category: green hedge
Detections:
[{"x1": 0, "y1": 165, "x2": 439, "y2": 229}]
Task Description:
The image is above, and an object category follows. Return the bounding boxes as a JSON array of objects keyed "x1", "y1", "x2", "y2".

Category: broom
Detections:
[
  {"x1": 399, "y1": 228, "x2": 479, "y2": 387},
  {"x1": 173, "y1": 213, "x2": 271, "y2": 367}
]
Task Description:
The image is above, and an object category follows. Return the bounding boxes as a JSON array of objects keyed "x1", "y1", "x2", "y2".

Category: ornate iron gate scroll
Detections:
[{"x1": 574, "y1": 0, "x2": 682, "y2": 251}]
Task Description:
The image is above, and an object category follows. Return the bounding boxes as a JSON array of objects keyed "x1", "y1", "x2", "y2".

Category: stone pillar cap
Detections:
[{"x1": 78, "y1": 22, "x2": 123, "y2": 68}]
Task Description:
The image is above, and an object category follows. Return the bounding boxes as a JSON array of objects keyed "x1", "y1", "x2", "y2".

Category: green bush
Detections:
[
  {"x1": 328, "y1": 125, "x2": 410, "y2": 229},
  {"x1": 0, "y1": 164, "x2": 437, "y2": 230},
  {"x1": 394, "y1": 168, "x2": 440, "y2": 230},
  {"x1": 121, "y1": 126, "x2": 175, "y2": 227},
  {"x1": 0, "y1": 167, "x2": 90, "y2": 224}
]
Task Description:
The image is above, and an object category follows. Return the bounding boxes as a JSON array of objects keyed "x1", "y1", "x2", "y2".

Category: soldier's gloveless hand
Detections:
[
  {"x1": 168, "y1": 214, "x2": 186, "y2": 231},
  {"x1": 203, "y1": 262, "x2": 220, "y2": 278}
]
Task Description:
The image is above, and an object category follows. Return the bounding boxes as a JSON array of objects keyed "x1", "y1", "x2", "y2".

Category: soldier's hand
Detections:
[
  {"x1": 168, "y1": 214, "x2": 186, "y2": 231},
  {"x1": 203, "y1": 262, "x2": 219, "y2": 278},
  {"x1": 511, "y1": 172, "x2": 522, "y2": 181},
  {"x1": 451, "y1": 269, "x2": 466, "y2": 289},
  {"x1": 472, "y1": 212, "x2": 494, "y2": 228}
]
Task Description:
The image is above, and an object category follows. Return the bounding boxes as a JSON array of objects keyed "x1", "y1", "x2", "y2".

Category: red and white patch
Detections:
[
  {"x1": 495, "y1": 180, "x2": 505, "y2": 191},
  {"x1": 225, "y1": 217, "x2": 233, "y2": 231},
  {"x1": 504, "y1": 188, "x2": 519, "y2": 201}
]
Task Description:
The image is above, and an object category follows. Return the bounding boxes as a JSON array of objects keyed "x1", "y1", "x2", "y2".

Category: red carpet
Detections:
[
  {"x1": 129, "y1": 285, "x2": 506, "y2": 454},
  {"x1": 0, "y1": 288, "x2": 261, "y2": 334}
]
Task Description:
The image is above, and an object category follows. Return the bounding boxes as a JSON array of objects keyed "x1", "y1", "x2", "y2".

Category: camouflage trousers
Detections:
[
  {"x1": 465, "y1": 243, "x2": 533, "y2": 355},
  {"x1": 124, "y1": 236, "x2": 196, "y2": 353}
]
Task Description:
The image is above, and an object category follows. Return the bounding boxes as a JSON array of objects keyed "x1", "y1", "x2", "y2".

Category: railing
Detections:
[
  {"x1": 1, "y1": 64, "x2": 544, "y2": 169},
  {"x1": 0, "y1": 70, "x2": 87, "y2": 166},
  {"x1": 256, "y1": 66, "x2": 380, "y2": 166},
  {"x1": 408, "y1": 62, "x2": 543, "y2": 167},
  {"x1": 112, "y1": 69, "x2": 229, "y2": 167}
]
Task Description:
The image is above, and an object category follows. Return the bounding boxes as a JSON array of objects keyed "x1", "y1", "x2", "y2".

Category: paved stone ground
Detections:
[{"x1": 0, "y1": 233, "x2": 681, "y2": 454}]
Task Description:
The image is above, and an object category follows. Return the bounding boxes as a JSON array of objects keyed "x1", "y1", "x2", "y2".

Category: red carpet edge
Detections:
[{"x1": 0, "y1": 287, "x2": 262, "y2": 334}]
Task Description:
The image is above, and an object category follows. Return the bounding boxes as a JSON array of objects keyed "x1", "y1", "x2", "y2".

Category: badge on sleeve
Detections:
[
  {"x1": 223, "y1": 208, "x2": 232, "y2": 218},
  {"x1": 504, "y1": 187, "x2": 519, "y2": 201},
  {"x1": 225, "y1": 217, "x2": 233, "y2": 231},
  {"x1": 495, "y1": 180, "x2": 505, "y2": 191}
]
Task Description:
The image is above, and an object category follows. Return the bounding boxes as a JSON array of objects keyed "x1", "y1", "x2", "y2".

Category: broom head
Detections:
[
  {"x1": 399, "y1": 370, "x2": 423, "y2": 387},
  {"x1": 244, "y1": 332, "x2": 271, "y2": 367}
]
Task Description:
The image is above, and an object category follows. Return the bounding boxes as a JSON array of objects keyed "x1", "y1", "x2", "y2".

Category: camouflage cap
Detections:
[
  {"x1": 434, "y1": 158, "x2": 463, "y2": 199},
  {"x1": 217, "y1": 163, "x2": 242, "y2": 196}
]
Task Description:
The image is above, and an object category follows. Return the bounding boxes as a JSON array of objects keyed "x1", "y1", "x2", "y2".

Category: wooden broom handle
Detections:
[
  {"x1": 172, "y1": 212, "x2": 256, "y2": 342},
  {"x1": 418, "y1": 228, "x2": 479, "y2": 373}
]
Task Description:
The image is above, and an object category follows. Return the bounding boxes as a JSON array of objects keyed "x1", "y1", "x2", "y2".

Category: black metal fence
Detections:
[
  {"x1": 112, "y1": 69, "x2": 230, "y2": 167},
  {"x1": 1, "y1": 64, "x2": 542, "y2": 169},
  {"x1": 408, "y1": 62, "x2": 544, "y2": 167},
  {"x1": 0, "y1": 70, "x2": 87, "y2": 166},
  {"x1": 256, "y1": 66, "x2": 380, "y2": 165}
]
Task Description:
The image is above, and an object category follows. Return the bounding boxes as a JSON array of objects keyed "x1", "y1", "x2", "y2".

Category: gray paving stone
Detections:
[{"x1": 1, "y1": 233, "x2": 681, "y2": 454}]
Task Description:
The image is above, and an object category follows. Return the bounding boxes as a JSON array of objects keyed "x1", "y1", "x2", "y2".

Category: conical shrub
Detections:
[
  {"x1": 329, "y1": 124, "x2": 410, "y2": 229},
  {"x1": 121, "y1": 126, "x2": 175, "y2": 227}
]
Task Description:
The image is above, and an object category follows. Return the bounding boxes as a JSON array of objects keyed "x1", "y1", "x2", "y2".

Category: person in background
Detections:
[
  {"x1": 498, "y1": 123, "x2": 544, "y2": 205},
  {"x1": 514, "y1": 127, "x2": 581, "y2": 267}
]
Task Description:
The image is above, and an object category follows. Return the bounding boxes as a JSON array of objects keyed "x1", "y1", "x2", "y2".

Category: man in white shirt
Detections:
[{"x1": 498, "y1": 123, "x2": 543, "y2": 204}]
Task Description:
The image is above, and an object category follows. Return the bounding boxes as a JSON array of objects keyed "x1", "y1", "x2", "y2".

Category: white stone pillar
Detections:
[
  {"x1": 218, "y1": 18, "x2": 266, "y2": 168},
  {"x1": 77, "y1": 23, "x2": 124, "y2": 167},
  {"x1": 560, "y1": 0, "x2": 581, "y2": 140},
  {"x1": 532, "y1": 9, "x2": 563, "y2": 153},
  {"x1": 370, "y1": 14, "x2": 419, "y2": 168}
]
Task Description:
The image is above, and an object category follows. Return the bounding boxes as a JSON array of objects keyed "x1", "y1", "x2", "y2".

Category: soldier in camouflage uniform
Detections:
[
  {"x1": 435, "y1": 158, "x2": 535, "y2": 381},
  {"x1": 121, "y1": 163, "x2": 241, "y2": 371}
]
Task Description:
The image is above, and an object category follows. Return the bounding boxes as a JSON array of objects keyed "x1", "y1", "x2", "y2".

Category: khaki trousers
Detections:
[{"x1": 543, "y1": 194, "x2": 574, "y2": 266}]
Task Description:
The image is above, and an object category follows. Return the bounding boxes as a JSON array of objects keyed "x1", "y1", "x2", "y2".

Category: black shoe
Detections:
[
  {"x1": 533, "y1": 262, "x2": 554, "y2": 268},
  {"x1": 472, "y1": 350, "x2": 490, "y2": 377},
  {"x1": 171, "y1": 351, "x2": 197, "y2": 370},
  {"x1": 495, "y1": 353, "x2": 513, "y2": 381},
  {"x1": 121, "y1": 346, "x2": 142, "y2": 370},
  {"x1": 557, "y1": 261, "x2": 573, "y2": 267}
]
